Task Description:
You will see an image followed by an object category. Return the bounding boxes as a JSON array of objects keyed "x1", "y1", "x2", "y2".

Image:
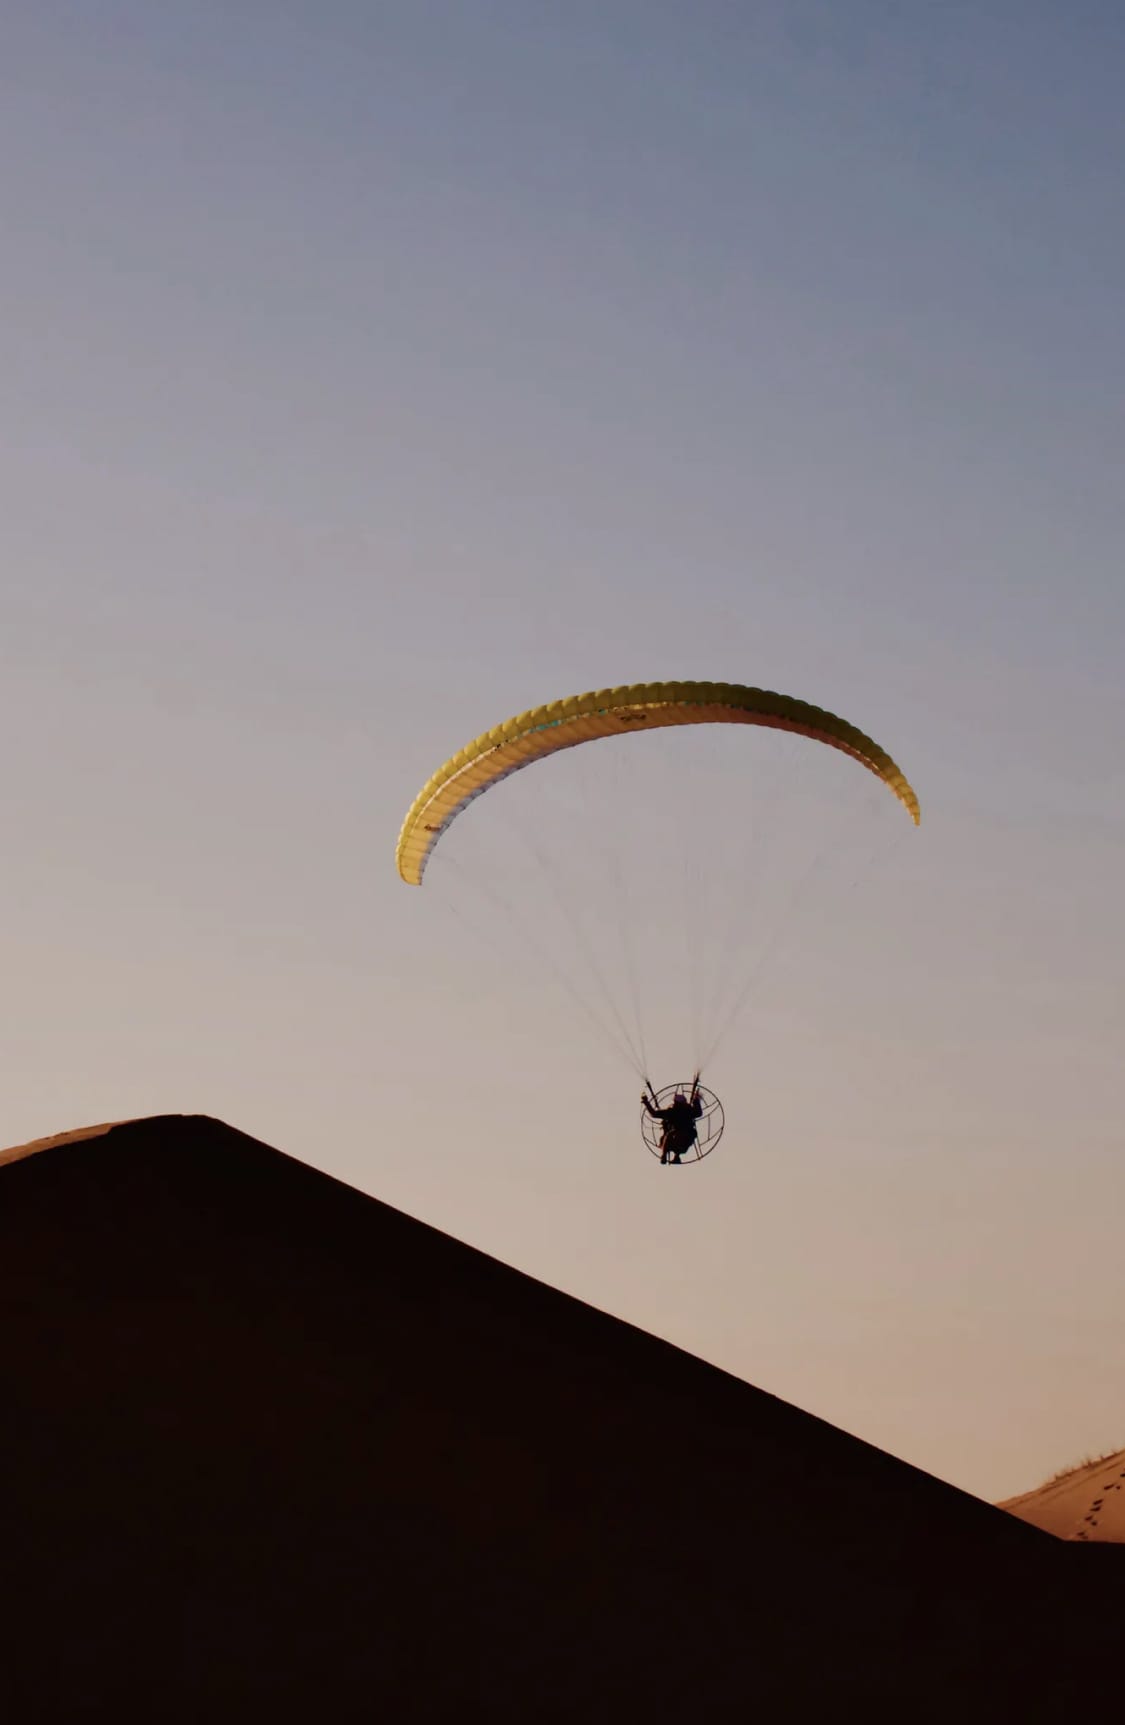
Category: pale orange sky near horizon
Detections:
[{"x1": 3, "y1": 1, "x2": 1124, "y2": 1502}]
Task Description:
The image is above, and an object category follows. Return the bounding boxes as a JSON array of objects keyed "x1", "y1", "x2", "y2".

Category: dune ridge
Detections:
[
  {"x1": 2, "y1": 1113, "x2": 1120, "y2": 1720},
  {"x1": 1000, "y1": 1448, "x2": 1125, "y2": 1542}
]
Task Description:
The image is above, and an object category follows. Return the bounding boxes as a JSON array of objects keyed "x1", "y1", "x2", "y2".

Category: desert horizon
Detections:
[
  {"x1": 3, "y1": 1111, "x2": 1120, "y2": 1544},
  {"x1": 4, "y1": 1112, "x2": 1122, "y2": 1719}
]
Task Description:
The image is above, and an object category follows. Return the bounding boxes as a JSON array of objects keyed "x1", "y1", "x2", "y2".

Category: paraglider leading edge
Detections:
[{"x1": 395, "y1": 680, "x2": 920, "y2": 887}]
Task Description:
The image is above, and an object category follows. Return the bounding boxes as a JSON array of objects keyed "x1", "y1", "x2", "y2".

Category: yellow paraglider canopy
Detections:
[{"x1": 396, "y1": 680, "x2": 919, "y2": 885}]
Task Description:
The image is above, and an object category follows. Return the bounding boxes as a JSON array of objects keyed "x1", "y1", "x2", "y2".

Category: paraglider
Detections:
[
  {"x1": 643, "y1": 1076, "x2": 703, "y2": 1164},
  {"x1": 396, "y1": 680, "x2": 919, "y2": 1166},
  {"x1": 639, "y1": 1079, "x2": 725, "y2": 1166}
]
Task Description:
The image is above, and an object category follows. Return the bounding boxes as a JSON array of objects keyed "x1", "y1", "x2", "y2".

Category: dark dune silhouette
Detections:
[{"x1": 2, "y1": 1115, "x2": 1119, "y2": 1721}]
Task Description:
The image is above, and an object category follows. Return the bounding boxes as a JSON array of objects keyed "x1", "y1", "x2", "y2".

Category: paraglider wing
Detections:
[{"x1": 396, "y1": 680, "x2": 920, "y2": 886}]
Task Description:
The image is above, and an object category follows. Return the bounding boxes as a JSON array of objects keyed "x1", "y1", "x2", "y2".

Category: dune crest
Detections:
[
  {"x1": 1000, "y1": 1449, "x2": 1125, "y2": 1542},
  {"x1": 3, "y1": 1113, "x2": 1122, "y2": 1717}
]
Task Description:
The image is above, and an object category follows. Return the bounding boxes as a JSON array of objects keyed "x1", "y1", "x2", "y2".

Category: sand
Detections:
[
  {"x1": 1000, "y1": 1449, "x2": 1125, "y2": 1542},
  {"x1": 2, "y1": 1113, "x2": 1120, "y2": 1720}
]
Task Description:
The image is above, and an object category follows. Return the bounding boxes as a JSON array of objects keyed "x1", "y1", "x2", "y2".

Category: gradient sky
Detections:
[{"x1": 3, "y1": 1, "x2": 1123, "y2": 1501}]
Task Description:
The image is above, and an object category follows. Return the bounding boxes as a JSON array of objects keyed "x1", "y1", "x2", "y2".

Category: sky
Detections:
[{"x1": 2, "y1": 0, "x2": 1123, "y2": 1501}]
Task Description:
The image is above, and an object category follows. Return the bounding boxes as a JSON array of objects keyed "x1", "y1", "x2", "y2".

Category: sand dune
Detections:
[
  {"x1": 1000, "y1": 1450, "x2": 1125, "y2": 1542},
  {"x1": 0, "y1": 1116, "x2": 124, "y2": 1168},
  {"x1": 2, "y1": 1114, "x2": 1120, "y2": 1720}
]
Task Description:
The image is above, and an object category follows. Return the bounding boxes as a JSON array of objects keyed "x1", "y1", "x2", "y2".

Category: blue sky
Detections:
[{"x1": 2, "y1": 1, "x2": 1123, "y2": 1498}]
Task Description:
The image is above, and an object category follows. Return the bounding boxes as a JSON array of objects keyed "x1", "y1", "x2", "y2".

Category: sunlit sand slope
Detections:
[
  {"x1": 1000, "y1": 1450, "x2": 1125, "y2": 1542},
  {"x1": 0, "y1": 1117, "x2": 125, "y2": 1167},
  {"x1": 2, "y1": 1115, "x2": 1120, "y2": 1722}
]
